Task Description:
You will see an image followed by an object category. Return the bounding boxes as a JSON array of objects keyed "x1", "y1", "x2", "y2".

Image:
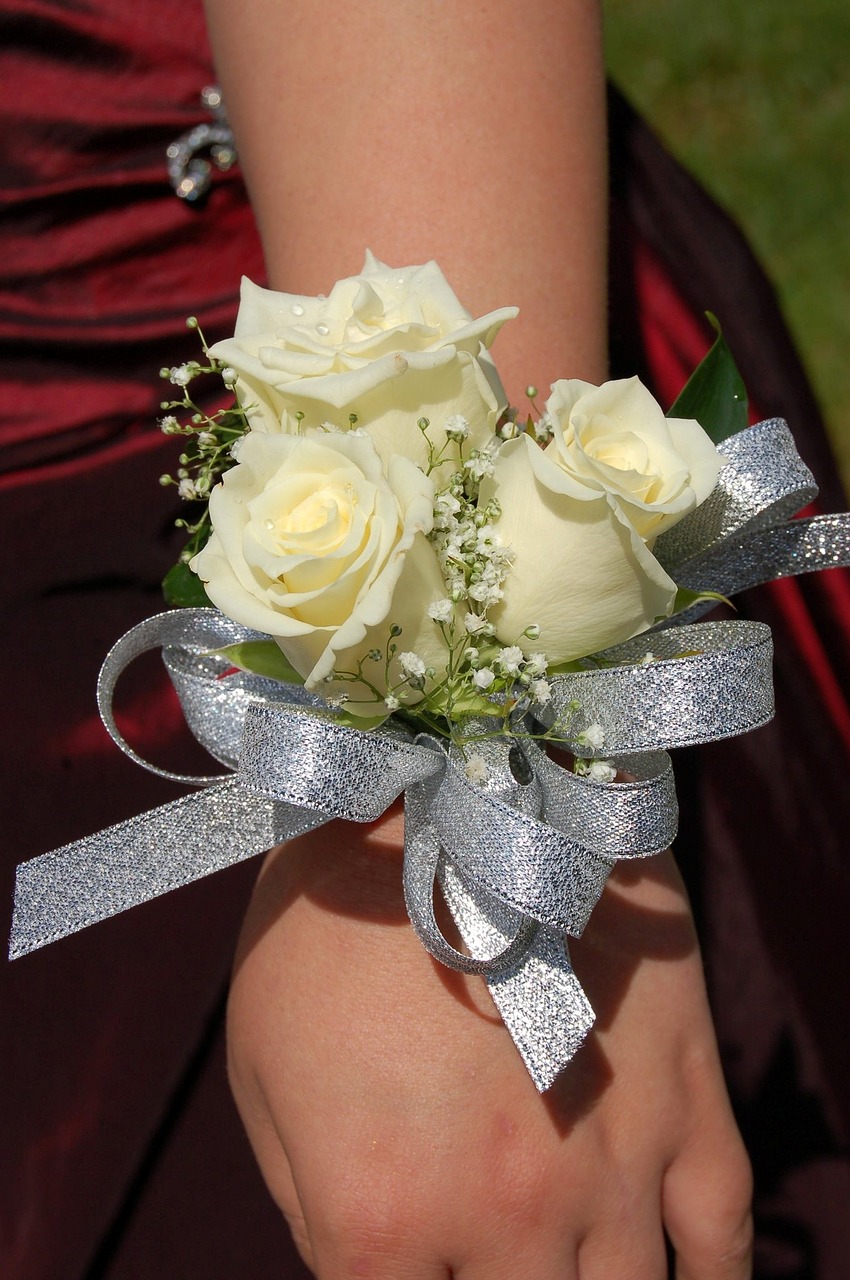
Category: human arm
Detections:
[
  {"x1": 202, "y1": 0, "x2": 608, "y2": 394},
  {"x1": 203, "y1": 1, "x2": 753, "y2": 1275}
]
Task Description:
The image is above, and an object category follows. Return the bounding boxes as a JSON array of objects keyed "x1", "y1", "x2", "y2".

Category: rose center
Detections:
[
  {"x1": 255, "y1": 480, "x2": 358, "y2": 559},
  {"x1": 579, "y1": 426, "x2": 666, "y2": 503}
]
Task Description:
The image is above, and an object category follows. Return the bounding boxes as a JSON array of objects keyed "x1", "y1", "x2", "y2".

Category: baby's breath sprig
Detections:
[
  {"x1": 519, "y1": 385, "x2": 554, "y2": 445},
  {"x1": 416, "y1": 411, "x2": 477, "y2": 477},
  {"x1": 158, "y1": 317, "x2": 249, "y2": 564}
]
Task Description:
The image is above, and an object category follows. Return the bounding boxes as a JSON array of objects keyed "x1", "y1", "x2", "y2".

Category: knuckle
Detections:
[
  {"x1": 718, "y1": 1213, "x2": 755, "y2": 1266},
  {"x1": 693, "y1": 1183, "x2": 754, "y2": 1270},
  {"x1": 715, "y1": 1137, "x2": 754, "y2": 1220}
]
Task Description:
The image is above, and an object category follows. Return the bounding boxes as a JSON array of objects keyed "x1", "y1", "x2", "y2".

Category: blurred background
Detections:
[{"x1": 604, "y1": 0, "x2": 850, "y2": 495}]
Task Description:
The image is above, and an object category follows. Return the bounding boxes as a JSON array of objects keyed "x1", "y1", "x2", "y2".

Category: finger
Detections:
[{"x1": 662, "y1": 1125, "x2": 753, "y2": 1280}]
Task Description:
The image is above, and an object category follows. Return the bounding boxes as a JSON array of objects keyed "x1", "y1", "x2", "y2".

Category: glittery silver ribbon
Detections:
[
  {"x1": 10, "y1": 609, "x2": 678, "y2": 1088},
  {"x1": 10, "y1": 418, "x2": 850, "y2": 1089},
  {"x1": 656, "y1": 417, "x2": 850, "y2": 606}
]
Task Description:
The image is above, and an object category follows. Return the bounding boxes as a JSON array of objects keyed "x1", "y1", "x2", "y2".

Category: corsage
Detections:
[{"x1": 10, "y1": 254, "x2": 850, "y2": 1090}]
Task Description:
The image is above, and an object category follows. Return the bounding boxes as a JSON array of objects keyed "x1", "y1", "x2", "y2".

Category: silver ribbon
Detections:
[
  {"x1": 10, "y1": 419, "x2": 850, "y2": 1089},
  {"x1": 655, "y1": 416, "x2": 850, "y2": 607}
]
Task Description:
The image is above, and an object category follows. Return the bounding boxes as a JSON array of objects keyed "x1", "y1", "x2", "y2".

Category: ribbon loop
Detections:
[
  {"x1": 547, "y1": 620, "x2": 774, "y2": 754},
  {"x1": 98, "y1": 608, "x2": 278, "y2": 784},
  {"x1": 402, "y1": 777, "x2": 539, "y2": 977},
  {"x1": 651, "y1": 419, "x2": 850, "y2": 609},
  {"x1": 655, "y1": 418, "x2": 817, "y2": 578}
]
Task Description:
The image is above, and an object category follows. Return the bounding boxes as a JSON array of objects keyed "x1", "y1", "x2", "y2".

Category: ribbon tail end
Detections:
[{"x1": 487, "y1": 928, "x2": 595, "y2": 1092}]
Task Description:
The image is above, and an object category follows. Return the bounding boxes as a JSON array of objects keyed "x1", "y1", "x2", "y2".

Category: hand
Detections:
[{"x1": 226, "y1": 808, "x2": 752, "y2": 1279}]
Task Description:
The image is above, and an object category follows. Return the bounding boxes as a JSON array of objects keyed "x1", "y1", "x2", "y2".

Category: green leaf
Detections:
[
  {"x1": 162, "y1": 561, "x2": 212, "y2": 607},
  {"x1": 546, "y1": 658, "x2": 585, "y2": 676},
  {"x1": 667, "y1": 313, "x2": 748, "y2": 444},
  {"x1": 431, "y1": 687, "x2": 503, "y2": 719},
  {"x1": 332, "y1": 710, "x2": 389, "y2": 732},
  {"x1": 214, "y1": 640, "x2": 305, "y2": 686}
]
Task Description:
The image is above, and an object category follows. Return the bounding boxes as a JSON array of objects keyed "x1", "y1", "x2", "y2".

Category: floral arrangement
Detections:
[
  {"x1": 16, "y1": 252, "x2": 844, "y2": 1091},
  {"x1": 157, "y1": 251, "x2": 733, "y2": 772}
]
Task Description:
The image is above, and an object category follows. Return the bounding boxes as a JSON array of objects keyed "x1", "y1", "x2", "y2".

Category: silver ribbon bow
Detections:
[{"x1": 9, "y1": 420, "x2": 850, "y2": 1089}]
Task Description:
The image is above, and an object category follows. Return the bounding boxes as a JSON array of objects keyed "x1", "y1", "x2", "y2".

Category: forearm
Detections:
[{"x1": 203, "y1": 0, "x2": 608, "y2": 399}]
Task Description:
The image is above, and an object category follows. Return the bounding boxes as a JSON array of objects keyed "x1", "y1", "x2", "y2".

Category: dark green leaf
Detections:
[
  {"x1": 667, "y1": 313, "x2": 748, "y2": 444},
  {"x1": 162, "y1": 561, "x2": 212, "y2": 607}
]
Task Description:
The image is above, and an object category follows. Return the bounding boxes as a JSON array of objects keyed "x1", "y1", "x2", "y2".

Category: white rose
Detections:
[
  {"x1": 479, "y1": 435, "x2": 677, "y2": 664},
  {"x1": 545, "y1": 376, "x2": 723, "y2": 539},
  {"x1": 191, "y1": 430, "x2": 448, "y2": 715},
  {"x1": 209, "y1": 252, "x2": 517, "y2": 476}
]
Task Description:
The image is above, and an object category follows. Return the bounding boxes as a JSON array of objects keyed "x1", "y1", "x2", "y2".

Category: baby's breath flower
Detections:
[
  {"x1": 465, "y1": 452, "x2": 496, "y2": 482},
  {"x1": 384, "y1": 693, "x2": 401, "y2": 712},
  {"x1": 525, "y1": 652, "x2": 548, "y2": 677},
  {"x1": 496, "y1": 645, "x2": 524, "y2": 675},
  {"x1": 575, "y1": 757, "x2": 616, "y2": 783},
  {"x1": 159, "y1": 415, "x2": 180, "y2": 433},
  {"x1": 529, "y1": 678, "x2": 552, "y2": 706},
  {"x1": 581, "y1": 723, "x2": 605, "y2": 750},
  {"x1": 177, "y1": 477, "x2": 198, "y2": 500},
  {"x1": 427, "y1": 598, "x2": 454, "y2": 624},
  {"x1": 221, "y1": 366, "x2": 238, "y2": 386},
  {"x1": 464, "y1": 754, "x2": 489, "y2": 785},
  {"x1": 472, "y1": 667, "x2": 495, "y2": 690},
  {"x1": 169, "y1": 364, "x2": 194, "y2": 387},
  {"x1": 398, "y1": 652, "x2": 426, "y2": 679},
  {"x1": 464, "y1": 612, "x2": 493, "y2": 637},
  {"x1": 468, "y1": 579, "x2": 503, "y2": 607},
  {"x1": 444, "y1": 414, "x2": 470, "y2": 442},
  {"x1": 532, "y1": 411, "x2": 555, "y2": 444}
]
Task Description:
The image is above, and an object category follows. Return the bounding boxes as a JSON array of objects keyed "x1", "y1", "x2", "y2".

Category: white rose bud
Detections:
[{"x1": 544, "y1": 376, "x2": 723, "y2": 540}]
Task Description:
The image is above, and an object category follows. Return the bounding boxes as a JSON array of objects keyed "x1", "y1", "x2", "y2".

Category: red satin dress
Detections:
[{"x1": 2, "y1": 5, "x2": 849, "y2": 1276}]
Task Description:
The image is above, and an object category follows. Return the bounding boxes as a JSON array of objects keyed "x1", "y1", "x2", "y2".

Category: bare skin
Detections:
[{"x1": 203, "y1": 1, "x2": 754, "y2": 1274}]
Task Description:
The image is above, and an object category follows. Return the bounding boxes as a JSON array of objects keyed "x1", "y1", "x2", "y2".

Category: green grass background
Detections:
[{"x1": 604, "y1": 0, "x2": 850, "y2": 495}]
